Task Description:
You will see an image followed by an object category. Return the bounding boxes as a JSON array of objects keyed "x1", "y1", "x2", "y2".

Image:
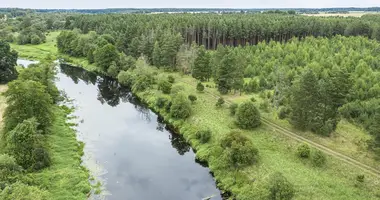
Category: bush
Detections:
[
  {"x1": 132, "y1": 75, "x2": 153, "y2": 92},
  {"x1": 215, "y1": 97, "x2": 225, "y2": 107},
  {"x1": 171, "y1": 84, "x2": 185, "y2": 96},
  {"x1": 297, "y1": 143, "x2": 310, "y2": 158},
  {"x1": 278, "y1": 106, "x2": 290, "y2": 119},
  {"x1": 268, "y1": 172, "x2": 295, "y2": 200},
  {"x1": 311, "y1": 150, "x2": 326, "y2": 167},
  {"x1": 188, "y1": 95, "x2": 197, "y2": 103},
  {"x1": 356, "y1": 174, "x2": 365, "y2": 183},
  {"x1": 117, "y1": 70, "x2": 135, "y2": 86},
  {"x1": 6, "y1": 118, "x2": 40, "y2": 170},
  {"x1": 244, "y1": 79, "x2": 259, "y2": 93},
  {"x1": 236, "y1": 101, "x2": 261, "y2": 129},
  {"x1": 0, "y1": 154, "x2": 21, "y2": 180},
  {"x1": 168, "y1": 75, "x2": 175, "y2": 83},
  {"x1": 158, "y1": 80, "x2": 172, "y2": 94},
  {"x1": 30, "y1": 34, "x2": 42, "y2": 45},
  {"x1": 32, "y1": 148, "x2": 51, "y2": 171},
  {"x1": 221, "y1": 131, "x2": 259, "y2": 168},
  {"x1": 250, "y1": 97, "x2": 256, "y2": 102},
  {"x1": 229, "y1": 103, "x2": 238, "y2": 116},
  {"x1": 156, "y1": 97, "x2": 168, "y2": 109},
  {"x1": 170, "y1": 93, "x2": 192, "y2": 119},
  {"x1": 259, "y1": 100, "x2": 270, "y2": 112},
  {"x1": 196, "y1": 129, "x2": 212, "y2": 144},
  {"x1": 196, "y1": 82, "x2": 205, "y2": 92},
  {"x1": 165, "y1": 101, "x2": 172, "y2": 113}
]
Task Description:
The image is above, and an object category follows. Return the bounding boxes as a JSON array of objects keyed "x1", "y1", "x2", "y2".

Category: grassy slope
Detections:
[
  {"x1": 10, "y1": 32, "x2": 380, "y2": 199},
  {"x1": 136, "y1": 71, "x2": 380, "y2": 199}
]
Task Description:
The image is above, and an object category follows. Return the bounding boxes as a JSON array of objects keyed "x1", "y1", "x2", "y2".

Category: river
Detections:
[{"x1": 53, "y1": 64, "x2": 222, "y2": 200}]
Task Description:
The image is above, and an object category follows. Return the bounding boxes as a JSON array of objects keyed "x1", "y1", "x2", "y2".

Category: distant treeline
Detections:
[{"x1": 0, "y1": 7, "x2": 380, "y2": 15}]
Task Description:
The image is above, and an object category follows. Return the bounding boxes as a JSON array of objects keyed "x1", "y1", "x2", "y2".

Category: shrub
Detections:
[
  {"x1": 6, "y1": 118, "x2": 40, "y2": 170},
  {"x1": 171, "y1": 84, "x2": 185, "y2": 96},
  {"x1": 221, "y1": 131, "x2": 259, "y2": 168},
  {"x1": 30, "y1": 34, "x2": 42, "y2": 45},
  {"x1": 278, "y1": 106, "x2": 290, "y2": 120},
  {"x1": 196, "y1": 82, "x2": 205, "y2": 92},
  {"x1": 259, "y1": 100, "x2": 270, "y2": 112},
  {"x1": 132, "y1": 74, "x2": 153, "y2": 92},
  {"x1": 156, "y1": 97, "x2": 168, "y2": 109},
  {"x1": 311, "y1": 150, "x2": 326, "y2": 167},
  {"x1": 32, "y1": 148, "x2": 51, "y2": 171},
  {"x1": 215, "y1": 97, "x2": 225, "y2": 107},
  {"x1": 117, "y1": 70, "x2": 135, "y2": 86},
  {"x1": 268, "y1": 172, "x2": 295, "y2": 200},
  {"x1": 168, "y1": 75, "x2": 175, "y2": 83},
  {"x1": 0, "y1": 182, "x2": 50, "y2": 200},
  {"x1": 158, "y1": 80, "x2": 172, "y2": 94},
  {"x1": 236, "y1": 101, "x2": 261, "y2": 129},
  {"x1": 297, "y1": 143, "x2": 310, "y2": 158},
  {"x1": 170, "y1": 93, "x2": 192, "y2": 119},
  {"x1": 244, "y1": 79, "x2": 259, "y2": 93},
  {"x1": 0, "y1": 154, "x2": 21, "y2": 180},
  {"x1": 250, "y1": 97, "x2": 256, "y2": 102},
  {"x1": 229, "y1": 103, "x2": 238, "y2": 116},
  {"x1": 165, "y1": 101, "x2": 172, "y2": 113},
  {"x1": 356, "y1": 174, "x2": 365, "y2": 183},
  {"x1": 188, "y1": 95, "x2": 197, "y2": 103},
  {"x1": 196, "y1": 129, "x2": 212, "y2": 144}
]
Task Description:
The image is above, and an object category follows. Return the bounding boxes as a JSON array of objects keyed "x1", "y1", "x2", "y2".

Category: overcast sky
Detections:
[{"x1": 1, "y1": 0, "x2": 379, "y2": 9}]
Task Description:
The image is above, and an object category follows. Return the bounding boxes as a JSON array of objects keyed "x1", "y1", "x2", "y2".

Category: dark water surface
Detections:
[{"x1": 55, "y1": 64, "x2": 222, "y2": 200}]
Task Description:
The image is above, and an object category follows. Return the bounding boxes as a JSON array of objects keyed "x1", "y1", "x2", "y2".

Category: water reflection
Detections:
[{"x1": 57, "y1": 64, "x2": 221, "y2": 200}]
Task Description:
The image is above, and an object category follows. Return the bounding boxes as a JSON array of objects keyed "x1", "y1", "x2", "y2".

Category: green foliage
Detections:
[
  {"x1": 132, "y1": 75, "x2": 153, "y2": 92},
  {"x1": 215, "y1": 97, "x2": 225, "y2": 107},
  {"x1": 311, "y1": 150, "x2": 326, "y2": 167},
  {"x1": 244, "y1": 79, "x2": 259, "y2": 93},
  {"x1": 0, "y1": 182, "x2": 50, "y2": 200},
  {"x1": 229, "y1": 103, "x2": 239, "y2": 116},
  {"x1": 220, "y1": 131, "x2": 259, "y2": 168},
  {"x1": 170, "y1": 93, "x2": 192, "y2": 119},
  {"x1": 278, "y1": 106, "x2": 290, "y2": 120},
  {"x1": 3, "y1": 80, "x2": 53, "y2": 133},
  {"x1": 356, "y1": 174, "x2": 365, "y2": 183},
  {"x1": 158, "y1": 79, "x2": 172, "y2": 94},
  {"x1": 106, "y1": 61, "x2": 120, "y2": 78},
  {"x1": 297, "y1": 143, "x2": 311, "y2": 158},
  {"x1": 188, "y1": 94, "x2": 197, "y2": 103},
  {"x1": 236, "y1": 101, "x2": 261, "y2": 129},
  {"x1": 168, "y1": 75, "x2": 175, "y2": 83},
  {"x1": 196, "y1": 82, "x2": 205, "y2": 92},
  {"x1": 0, "y1": 154, "x2": 20, "y2": 181},
  {"x1": 259, "y1": 100, "x2": 270, "y2": 112},
  {"x1": 94, "y1": 44, "x2": 119, "y2": 72},
  {"x1": 192, "y1": 45, "x2": 211, "y2": 81},
  {"x1": 170, "y1": 84, "x2": 185, "y2": 96},
  {"x1": 268, "y1": 172, "x2": 295, "y2": 200},
  {"x1": 195, "y1": 129, "x2": 212, "y2": 144},
  {"x1": 117, "y1": 70, "x2": 135, "y2": 86},
  {"x1": 0, "y1": 40, "x2": 18, "y2": 84},
  {"x1": 156, "y1": 97, "x2": 168, "y2": 109},
  {"x1": 6, "y1": 118, "x2": 50, "y2": 170},
  {"x1": 18, "y1": 63, "x2": 60, "y2": 103}
]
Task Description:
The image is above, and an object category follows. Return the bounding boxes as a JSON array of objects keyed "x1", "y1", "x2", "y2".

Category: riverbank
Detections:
[{"x1": 0, "y1": 68, "x2": 90, "y2": 199}]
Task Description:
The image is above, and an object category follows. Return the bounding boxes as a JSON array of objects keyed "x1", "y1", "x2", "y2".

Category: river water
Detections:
[{"x1": 53, "y1": 64, "x2": 222, "y2": 200}]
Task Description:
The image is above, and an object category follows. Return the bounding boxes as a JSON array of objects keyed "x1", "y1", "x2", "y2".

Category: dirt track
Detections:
[{"x1": 178, "y1": 79, "x2": 380, "y2": 178}]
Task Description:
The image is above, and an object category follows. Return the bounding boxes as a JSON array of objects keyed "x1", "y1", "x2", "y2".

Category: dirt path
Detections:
[{"x1": 178, "y1": 79, "x2": 380, "y2": 178}]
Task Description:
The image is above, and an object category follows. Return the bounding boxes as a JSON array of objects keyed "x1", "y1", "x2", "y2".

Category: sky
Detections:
[{"x1": 0, "y1": 0, "x2": 379, "y2": 9}]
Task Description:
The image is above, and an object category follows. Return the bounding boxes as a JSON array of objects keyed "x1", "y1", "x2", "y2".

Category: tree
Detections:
[
  {"x1": 188, "y1": 94, "x2": 197, "y2": 103},
  {"x1": 221, "y1": 131, "x2": 259, "y2": 168},
  {"x1": 107, "y1": 61, "x2": 120, "y2": 78},
  {"x1": 216, "y1": 97, "x2": 225, "y2": 107},
  {"x1": 196, "y1": 129, "x2": 212, "y2": 144},
  {"x1": 158, "y1": 79, "x2": 172, "y2": 94},
  {"x1": 236, "y1": 101, "x2": 261, "y2": 129},
  {"x1": 217, "y1": 50, "x2": 234, "y2": 94},
  {"x1": 152, "y1": 41, "x2": 162, "y2": 67},
  {"x1": 94, "y1": 44, "x2": 119, "y2": 72},
  {"x1": 268, "y1": 172, "x2": 295, "y2": 200},
  {"x1": 192, "y1": 45, "x2": 211, "y2": 81},
  {"x1": 170, "y1": 93, "x2": 192, "y2": 119},
  {"x1": 196, "y1": 82, "x2": 205, "y2": 92},
  {"x1": 311, "y1": 150, "x2": 326, "y2": 167},
  {"x1": 0, "y1": 40, "x2": 18, "y2": 84},
  {"x1": 297, "y1": 143, "x2": 311, "y2": 158},
  {"x1": 229, "y1": 103, "x2": 239, "y2": 116},
  {"x1": 3, "y1": 80, "x2": 53, "y2": 133}
]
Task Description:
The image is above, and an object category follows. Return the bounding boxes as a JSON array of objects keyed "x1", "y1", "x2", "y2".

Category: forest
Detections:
[{"x1": 1, "y1": 9, "x2": 380, "y2": 200}]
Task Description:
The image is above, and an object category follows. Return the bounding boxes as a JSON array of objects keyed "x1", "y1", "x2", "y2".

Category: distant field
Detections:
[{"x1": 303, "y1": 11, "x2": 379, "y2": 17}]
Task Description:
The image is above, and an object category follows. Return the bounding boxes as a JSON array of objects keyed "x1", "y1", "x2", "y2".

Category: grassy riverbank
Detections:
[{"x1": 0, "y1": 75, "x2": 90, "y2": 199}]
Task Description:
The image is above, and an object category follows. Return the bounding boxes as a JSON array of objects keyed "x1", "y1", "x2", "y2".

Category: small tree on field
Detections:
[
  {"x1": 196, "y1": 129, "x2": 212, "y2": 144},
  {"x1": 0, "y1": 40, "x2": 18, "y2": 84},
  {"x1": 311, "y1": 150, "x2": 326, "y2": 167},
  {"x1": 216, "y1": 97, "x2": 225, "y2": 107},
  {"x1": 196, "y1": 82, "x2": 205, "y2": 92},
  {"x1": 221, "y1": 131, "x2": 259, "y2": 168},
  {"x1": 158, "y1": 79, "x2": 172, "y2": 94},
  {"x1": 168, "y1": 75, "x2": 175, "y2": 83},
  {"x1": 229, "y1": 103, "x2": 238, "y2": 116},
  {"x1": 297, "y1": 143, "x2": 310, "y2": 158},
  {"x1": 170, "y1": 93, "x2": 192, "y2": 119},
  {"x1": 188, "y1": 95, "x2": 197, "y2": 103},
  {"x1": 236, "y1": 101, "x2": 261, "y2": 129},
  {"x1": 268, "y1": 172, "x2": 295, "y2": 200}
]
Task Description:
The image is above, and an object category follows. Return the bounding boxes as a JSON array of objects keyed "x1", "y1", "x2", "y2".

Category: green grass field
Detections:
[{"x1": 135, "y1": 70, "x2": 380, "y2": 199}]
